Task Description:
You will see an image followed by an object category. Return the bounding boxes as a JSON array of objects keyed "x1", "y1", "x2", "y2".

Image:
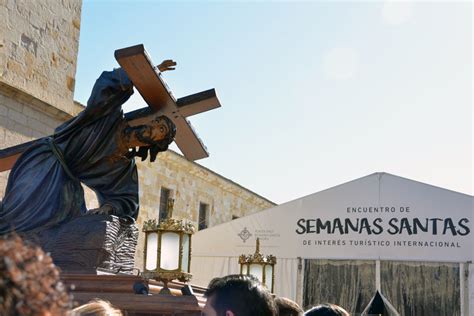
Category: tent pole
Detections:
[
  {"x1": 376, "y1": 259, "x2": 381, "y2": 292},
  {"x1": 296, "y1": 257, "x2": 304, "y2": 307},
  {"x1": 460, "y1": 262, "x2": 469, "y2": 316}
]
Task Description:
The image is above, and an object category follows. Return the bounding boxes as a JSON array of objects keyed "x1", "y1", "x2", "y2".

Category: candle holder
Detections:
[
  {"x1": 142, "y1": 198, "x2": 195, "y2": 294},
  {"x1": 239, "y1": 238, "x2": 276, "y2": 292}
]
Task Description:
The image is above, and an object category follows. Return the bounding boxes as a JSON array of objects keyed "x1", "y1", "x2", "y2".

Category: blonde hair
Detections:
[{"x1": 69, "y1": 299, "x2": 122, "y2": 316}]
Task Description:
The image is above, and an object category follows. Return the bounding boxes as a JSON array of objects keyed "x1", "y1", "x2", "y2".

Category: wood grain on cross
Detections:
[{"x1": 0, "y1": 44, "x2": 221, "y2": 172}]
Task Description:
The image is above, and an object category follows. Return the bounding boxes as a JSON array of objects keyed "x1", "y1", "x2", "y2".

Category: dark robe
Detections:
[{"x1": 0, "y1": 68, "x2": 139, "y2": 234}]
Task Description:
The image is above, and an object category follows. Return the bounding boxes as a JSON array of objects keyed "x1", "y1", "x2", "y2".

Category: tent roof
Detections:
[{"x1": 193, "y1": 172, "x2": 473, "y2": 262}]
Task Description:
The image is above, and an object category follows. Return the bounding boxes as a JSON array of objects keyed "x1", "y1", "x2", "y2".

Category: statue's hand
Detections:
[
  {"x1": 88, "y1": 204, "x2": 114, "y2": 215},
  {"x1": 157, "y1": 59, "x2": 176, "y2": 72}
]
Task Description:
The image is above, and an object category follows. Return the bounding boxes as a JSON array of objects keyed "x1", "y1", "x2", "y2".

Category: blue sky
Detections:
[{"x1": 75, "y1": 1, "x2": 472, "y2": 204}]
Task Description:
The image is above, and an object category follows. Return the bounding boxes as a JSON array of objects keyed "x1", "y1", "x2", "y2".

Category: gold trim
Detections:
[
  {"x1": 143, "y1": 231, "x2": 149, "y2": 270},
  {"x1": 239, "y1": 239, "x2": 277, "y2": 265},
  {"x1": 142, "y1": 271, "x2": 193, "y2": 283},
  {"x1": 143, "y1": 218, "x2": 195, "y2": 234},
  {"x1": 178, "y1": 232, "x2": 183, "y2": 270},
  {"x1": 188, "y1": 233, "x2": 193, "y2": 273}
]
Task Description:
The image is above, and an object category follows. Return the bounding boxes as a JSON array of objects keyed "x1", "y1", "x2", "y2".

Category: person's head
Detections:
[
  {"x1": 304, "y1": 303, "x2": 350, "y2": 316},
  {"x1": 275, "y1": 297, "x2": 304, "y2": 316},
  {"x1": 69, "y1": 299, "x2": 122, "y2": 316},
  {"x1": 124, "y1": 115, "x2": 176, "y2": 162},
  {"x1": 0, "y1": 234, "x2": 71, "y2": 315},
  {"x1": 203, "y1": 274, "x2": 277, "y2": 316}
]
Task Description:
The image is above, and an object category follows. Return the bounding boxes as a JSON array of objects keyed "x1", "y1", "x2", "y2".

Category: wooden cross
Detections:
[
  {"x1": 115, "y1": 44, "x2": 220, "y2": 161},
  {"x1": 0, "y1": 44, "x2": 220, "y2": 172}
]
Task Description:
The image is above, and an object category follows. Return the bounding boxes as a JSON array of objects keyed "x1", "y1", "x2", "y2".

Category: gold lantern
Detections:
[
  {"x1": 142, "y1": 199, "x2": 195, "y2": 294},
  {"x1": 239, "y1": 238, "x2": 276, "y2": 292}
]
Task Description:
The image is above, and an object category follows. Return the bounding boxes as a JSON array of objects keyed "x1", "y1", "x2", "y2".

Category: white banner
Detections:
[{"x1": 193, "y1": 173, "x2": 473, "y2": 262}]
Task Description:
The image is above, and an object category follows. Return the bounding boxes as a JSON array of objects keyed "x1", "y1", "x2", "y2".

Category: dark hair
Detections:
[
  {"x1": 0, "y1": 234, "x2": 71, "y2": 315},
  {"x1": 127, "y1": 115, "x2": 176, "y2": 162},
  {"x1": 205, "y1": 274, "x2": 277, "y2": 316},
  {"x1": 275, "y1": 297, "x2": 304, "y2": 316},
  {"x1": 304, "y1": 303, "x2": 350, "y2": 316}
]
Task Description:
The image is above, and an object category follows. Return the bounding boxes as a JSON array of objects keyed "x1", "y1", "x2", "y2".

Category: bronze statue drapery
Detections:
[{"x1": 0, "y1": 68, "x2": 175, "y2": 234}]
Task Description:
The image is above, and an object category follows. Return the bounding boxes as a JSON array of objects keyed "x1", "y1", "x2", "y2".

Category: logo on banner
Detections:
[{"x1": 238, "y1": 227, "x2": 252, "y2": 242}]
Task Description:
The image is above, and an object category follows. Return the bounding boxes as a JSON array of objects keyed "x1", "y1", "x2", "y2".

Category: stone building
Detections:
[
  {"x1": 83, "y1": 150, "x2": 275, "y2": 270},
  {"x1": 0, "y1": 0, "x2": 275, "y2": 270}
]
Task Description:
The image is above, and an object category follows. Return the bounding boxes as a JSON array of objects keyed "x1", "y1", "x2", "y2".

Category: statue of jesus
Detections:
[{"x1": 0, "y1": 60, "x2": 177, "y2": 234}]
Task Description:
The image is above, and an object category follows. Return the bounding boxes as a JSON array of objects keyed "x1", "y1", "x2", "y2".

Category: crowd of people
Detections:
[
  {"x1": 203, "y1": 274, "x2": 350, "y2": 316},
  {"x1": 0, "y1": 233, "x2": 350, "y2": 316}
]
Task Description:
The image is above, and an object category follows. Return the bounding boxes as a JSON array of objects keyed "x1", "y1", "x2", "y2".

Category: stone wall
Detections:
[
  {"x1": 0, "y1": 0, "x2": 82, "y2": 117},
  {"x1": 80, "y1": 149, "x2": 276, "y2": 241},
  {"x1": 133, "y1": 150, "x2": 276, "y2": 270},
  {"x1": 0, "y1": 0, "x2": 83, "y2": 197}
]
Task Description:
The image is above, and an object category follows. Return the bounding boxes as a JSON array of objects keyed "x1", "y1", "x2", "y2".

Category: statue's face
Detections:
[
  {"x1": 142, "y1": 118, "x2": 170, "y2": 143},
  {"x1": 125, "y1": 118, "x2": 171, "y2": 148}
]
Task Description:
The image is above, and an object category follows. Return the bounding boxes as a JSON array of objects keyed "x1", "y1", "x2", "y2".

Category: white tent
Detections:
[{"x1": 190, "y1": 173, "x2": 473, "y2": 312}]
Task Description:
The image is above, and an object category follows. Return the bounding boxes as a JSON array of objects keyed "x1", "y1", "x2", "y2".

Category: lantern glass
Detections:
[
  {"x1": 249, "y1": 263, "x2": 263, "y2": 282},
  {"x1": 242, "y1": 264, "x2": 248, "y2": 275},
  {"x1": 160, "y1": 232, "x2": 180, "y2": 270},
  {"x1": 181, "y1": 233, "x2": 190, "y2": 272},
  {"x1": 264, "y1": 265, "x2": 273, "y2": 289},
  {"x1": 145, "y1": 232, "x2": 158, "y2": 271}
]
